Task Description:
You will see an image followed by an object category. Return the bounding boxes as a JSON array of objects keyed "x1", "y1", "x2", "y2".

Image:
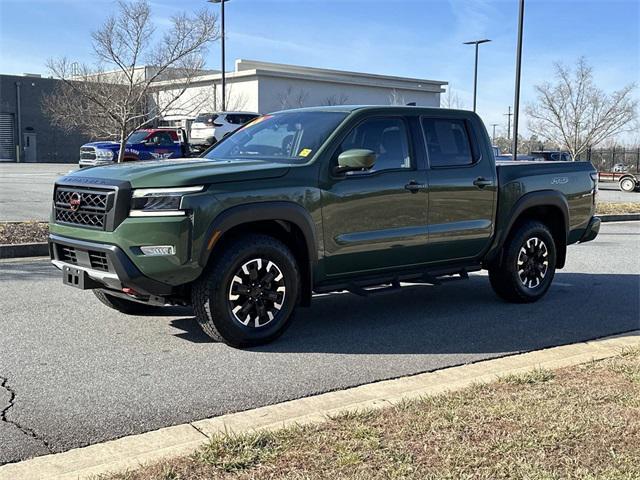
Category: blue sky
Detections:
[{"x1": 0, "y1": 0, "x2": 638, "y2": 138}]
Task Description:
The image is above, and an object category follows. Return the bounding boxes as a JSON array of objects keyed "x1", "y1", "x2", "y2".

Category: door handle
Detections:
[
  {"x1": 473, "y1": 177, "x2": 492, "y2": 188},
  {"x1": 404, "y1": 181, "x2": 427, "y2": 193}
]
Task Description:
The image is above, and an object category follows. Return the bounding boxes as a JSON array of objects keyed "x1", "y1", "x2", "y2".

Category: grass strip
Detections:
[{"x1": 100, "y1": 348, "x2": 640, "y2": 480}]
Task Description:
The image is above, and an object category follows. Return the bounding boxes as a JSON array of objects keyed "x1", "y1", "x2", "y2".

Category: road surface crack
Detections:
[{"x1": 1, "y1": 375, "x2": 53, "y2": 453}]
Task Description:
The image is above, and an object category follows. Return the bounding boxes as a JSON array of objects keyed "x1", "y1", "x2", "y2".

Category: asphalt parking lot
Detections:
[
  {"x1": 0, "y1": 163, "x2": 639, "y2": 221},
  {"x1": 1, "y1": 221, "x2": 638, "y2": 465}
]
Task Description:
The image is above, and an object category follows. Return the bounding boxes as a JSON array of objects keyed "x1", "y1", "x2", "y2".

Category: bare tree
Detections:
[
  {"x1": 43, "y1": 0, "x2": 219, "y2": 162},
  {"x1": 526, "y1": 57, "x2": 637, "y2": 159},
  {"x1": 388, "y1": 89, "x2": 406, "y2": 106},
  {"x1": 441, "y1": 88, "x2": 465, "y2": 109},
  {"x1": 276, "y1": 86, "x2": 310, "y2": 110},
  {"x1": 321, "y1": 93, "x2": 349, "y2": 106}
]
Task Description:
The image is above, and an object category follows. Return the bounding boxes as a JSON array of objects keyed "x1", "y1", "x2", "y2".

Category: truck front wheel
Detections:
[
  {"x1": 489, "y1": 221, "x2": 557, "y2": 303},
  {"x1": 192, "y1": 234, "x2": 300, "y2": 348}
]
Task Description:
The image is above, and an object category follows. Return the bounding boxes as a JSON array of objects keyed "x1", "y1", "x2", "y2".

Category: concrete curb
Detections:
[
  {"x1": 0, "y1": 216, "x2": 637, "y2": 260},
  {"x1": 599, "y1": 213, "x2": 640, "y2": 222},
  {"x1": 0, "y1": 242, "x2": 48, "y2": 259},
  {"x1": 1, "y1": 330, "x2": 638, "y2": 480}
]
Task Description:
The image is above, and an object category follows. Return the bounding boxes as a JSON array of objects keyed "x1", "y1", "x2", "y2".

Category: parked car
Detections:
[
  {"x1": 50, "y1": 106, "x2": 600, "y2": 348},
  {"x1": 189, "y1": 111, "x2": 260, "y2": 152},
  {"x1": 79, "y1": 128, "x2": 190, "y2": 168},
  {"x1": 612, "y1": 163, "x2": 629, "y2": 173},
  {"x1": 530, "y1": 151, "x2": 573, "y2": 162}
]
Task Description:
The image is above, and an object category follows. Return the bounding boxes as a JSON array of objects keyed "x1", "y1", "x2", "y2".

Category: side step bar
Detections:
[{"x1": 345, "y1": 269, "x2": 470, "y2": 297}]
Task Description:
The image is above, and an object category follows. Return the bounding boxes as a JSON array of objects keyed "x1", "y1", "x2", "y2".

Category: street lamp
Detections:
[
  {"x1": 512, "y1": 0, "x2": 525, "y2": 160},
  {"x1": 208, "y1": 0, "x2": 230, "y2": 112},
  {"x1": 463, "y1": 38, "x2": 491, "y2": 112}
]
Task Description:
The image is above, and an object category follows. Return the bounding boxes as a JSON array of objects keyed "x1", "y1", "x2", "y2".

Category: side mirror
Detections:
[{"x1": 335, "y1": 149, "x2": 376, "y2": 174}]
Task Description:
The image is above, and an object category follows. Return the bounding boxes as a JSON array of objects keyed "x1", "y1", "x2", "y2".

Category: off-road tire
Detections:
[
  {"x1": 93, "y1": 290, "x2": 161, "y2": 315},
  {"x1": 489, "y1": 220, "x2": 557, "y2": 303},
  {"x1": 192, "y1": 234, "x2": 300, "y2": 348}
]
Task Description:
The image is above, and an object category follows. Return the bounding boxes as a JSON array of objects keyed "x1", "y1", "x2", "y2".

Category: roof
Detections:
[
  {"x1": 154, "y1": 59, "x2": 447, "y2": 93},
  {"x1": 274, "y1": 105, "x2": 470, "y2": 115}
]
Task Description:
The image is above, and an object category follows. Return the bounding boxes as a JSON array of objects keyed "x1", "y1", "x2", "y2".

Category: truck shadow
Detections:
[{"x1": 171, "y1": 272, "x2": 639, "y2": 353}]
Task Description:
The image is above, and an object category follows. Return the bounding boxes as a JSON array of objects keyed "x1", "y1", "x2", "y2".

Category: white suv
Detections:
[{"x1": 189, "y1": 111, "x2": 260, "y2": 149}]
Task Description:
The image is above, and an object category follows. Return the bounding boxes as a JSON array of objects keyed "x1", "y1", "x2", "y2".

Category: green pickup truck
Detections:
[{"x1": 49, "y1": 106, "x2": 600, "y2": 347}]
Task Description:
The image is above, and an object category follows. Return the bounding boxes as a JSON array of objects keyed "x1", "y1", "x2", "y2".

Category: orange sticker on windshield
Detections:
[{"x1": 299, "y1": 148, "x2": 312, "y2": 157}]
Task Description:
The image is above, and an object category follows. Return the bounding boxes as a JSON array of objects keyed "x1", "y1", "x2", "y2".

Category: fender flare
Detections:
[
  {"x1": 486, "y1": 190, "x2": 569, "y2": 267},
  {"x1": 199, "y1": 201, "x2": 318, "y2": 268}
]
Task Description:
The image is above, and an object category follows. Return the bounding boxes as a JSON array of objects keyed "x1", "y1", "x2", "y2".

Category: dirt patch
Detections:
[{"x1": 0, "y1": 222, "x2": 49, "y2": 245}]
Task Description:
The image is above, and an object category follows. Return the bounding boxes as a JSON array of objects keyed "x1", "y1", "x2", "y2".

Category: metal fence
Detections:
[{"x1": 576, "y1": 148, "x2": 640, "y2": 173}]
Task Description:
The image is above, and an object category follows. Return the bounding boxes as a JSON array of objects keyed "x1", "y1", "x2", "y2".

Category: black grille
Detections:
[
  {"x1": 54, "y1": 187, "x2": 111, "y2": 230},
  {"x1": 89, "y1": 251, "x2": 109, "y2": 271},
  {"x1": 60, "y1": 246, "x2": 77, "y2": 264},
  {"x1": 55, "y1": 244, "x2": 111, "y2": 272},
  {"x1": 80, "y1": 147, "x2": 96, "y2": 160}
]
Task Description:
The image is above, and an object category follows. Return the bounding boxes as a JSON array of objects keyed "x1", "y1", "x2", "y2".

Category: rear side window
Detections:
[{"x1": 422, "y1": 118, "x2": 474, "y2": 167}]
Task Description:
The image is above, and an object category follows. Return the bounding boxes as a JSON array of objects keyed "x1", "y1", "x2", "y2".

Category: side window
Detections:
[
  {"x1": 337, "y1": 117, "x2": 411, "y2": 173},
  {"x1": 149, "y1": 132, "x2": 174, "y2": 146},
  {"x1": 422, "y1": 118, "x2": 474, "y2": 168}
]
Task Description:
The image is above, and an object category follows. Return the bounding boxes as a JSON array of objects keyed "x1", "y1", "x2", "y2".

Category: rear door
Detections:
[
  {"x1": 321, "y1": 116, "x2": 430, "y2": 276},
  {"x1": 421, "y1": 115, "x2": 497, "y2": 262}
]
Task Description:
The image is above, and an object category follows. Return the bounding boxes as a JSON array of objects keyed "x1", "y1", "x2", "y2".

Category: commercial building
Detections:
[
  {"x1": 157, "y1": 59, "x2": 448, "y2": 128},
  {"x1": 0, "y1": 74, "x2": 91, "y2": 163},
  {"x1": 0, "y1": 61, "x2": 447, "y2": 163}
]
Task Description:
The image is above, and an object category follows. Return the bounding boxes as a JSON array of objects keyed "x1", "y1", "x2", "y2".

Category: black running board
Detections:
[{"x1": 344, "y1": 269, "x2": 471, "y2": 297}]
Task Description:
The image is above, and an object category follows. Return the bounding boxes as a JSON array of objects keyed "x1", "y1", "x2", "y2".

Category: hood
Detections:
[
  {"x1": 82, "y1": 141, "x2": 120, "y2": 150},
  {"x1": 60, "y1": 158, "x2": 291, "y2": 188}
]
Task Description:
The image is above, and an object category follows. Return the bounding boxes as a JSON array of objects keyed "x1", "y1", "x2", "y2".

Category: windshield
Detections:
[
  {"x1": 204, "y1": 111, "x2": 348, "y2": 162},
  {"x1": 127, "y1": 131, "x2": 149, "y2": 144}
]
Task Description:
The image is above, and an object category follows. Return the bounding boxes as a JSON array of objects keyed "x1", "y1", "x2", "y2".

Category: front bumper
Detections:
[
  {"x1": 49, "y1": 234, "x2": 174, "y2": 296},
  {"x1": 78, "y1": 159, "x2": 115, "y2": 168},
  {"x1": 580, "y1": 216, "x2": 601, "y2": 243}
]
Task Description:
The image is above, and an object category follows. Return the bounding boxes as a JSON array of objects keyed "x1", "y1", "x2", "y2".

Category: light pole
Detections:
[
  {"x1": 208, "y1": 0, "x2": 230, "y2": 112},
  {"x1": 463, "y1": 38, "x2": 491, "y2": 112},
  {"x1": 491, "y1": 123, "x2": 498, "y2": 143},
  {"x1": 512, "y1": 0, "x2": 525, "y2": 160}
]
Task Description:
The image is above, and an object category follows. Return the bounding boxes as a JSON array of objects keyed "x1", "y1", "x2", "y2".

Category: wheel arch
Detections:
[
  {"x1": 199, "y1": 202, "x2": 317, "y2": 306},
  {"x1": 487, "y1": 190, "x2": 569, "y2": 269}
]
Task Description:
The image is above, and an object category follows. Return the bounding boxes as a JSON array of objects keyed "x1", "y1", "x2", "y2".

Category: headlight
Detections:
[
  {"x1": 130, "y1": 186, "x2": 204, "y2": 217},
  {"x1": 95, "y1": 149, "x2": 114, "y2": 160}
]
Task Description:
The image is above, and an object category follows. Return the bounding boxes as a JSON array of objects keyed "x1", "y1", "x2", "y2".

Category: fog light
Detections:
[{"x1": 140, "y1": 245, "x2": 175, "y2": 256}]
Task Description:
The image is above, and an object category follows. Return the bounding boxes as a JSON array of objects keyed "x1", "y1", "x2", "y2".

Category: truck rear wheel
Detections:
[
  {"x1": 93, "y1": 290, "x2": 161, "y2": 315},
  {"x1": 489, "y1": 220, "x2": 557, "y2": 303},
  {"x1": 192, "y1": 234, "x2": 300, "y2": 348}
]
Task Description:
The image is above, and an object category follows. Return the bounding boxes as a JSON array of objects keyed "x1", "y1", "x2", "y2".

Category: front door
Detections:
[
  {"x1": 421, "y1": 115, "x2": 497, "y2": 262},
  {"x1": 321, "y1": 116, "x2": 429, "y2": 277},
  {"x1": 23, "y1": 133, "x2": 37, "y2": 163}
]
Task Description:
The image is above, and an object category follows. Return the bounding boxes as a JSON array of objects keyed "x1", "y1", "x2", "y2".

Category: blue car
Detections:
[{"x1": 79, "y1": 128, "x2": 189, "y2": 168}]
